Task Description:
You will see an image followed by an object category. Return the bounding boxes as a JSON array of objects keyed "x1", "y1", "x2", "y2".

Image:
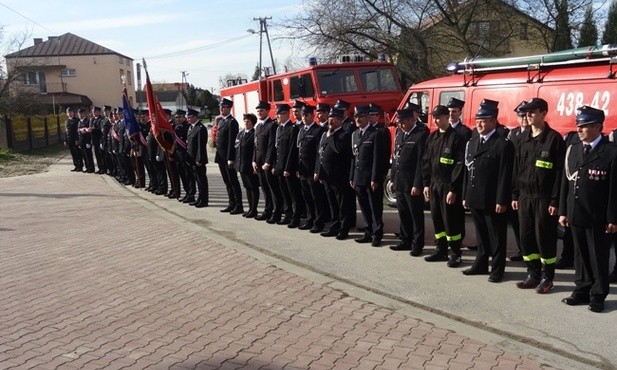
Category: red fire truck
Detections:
[
  {"x1": 219, "y1": 57, "x2": 404, "y2": 125},
  {"x1": 398, "y1": 45, "x2": 617, "y2": 136}
]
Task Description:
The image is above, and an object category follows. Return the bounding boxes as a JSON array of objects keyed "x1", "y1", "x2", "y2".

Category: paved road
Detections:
[{"x1": 0, "y1": 154, "x2": 612, "y2": 369}]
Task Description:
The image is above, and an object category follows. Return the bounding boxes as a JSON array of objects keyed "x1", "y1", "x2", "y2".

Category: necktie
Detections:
[
  {"x1": 480, "y1": 137, "x2": 486, "y2": 146},
  {"x1": 583, "y1": 144, "x2": 591, "y2": 156}
]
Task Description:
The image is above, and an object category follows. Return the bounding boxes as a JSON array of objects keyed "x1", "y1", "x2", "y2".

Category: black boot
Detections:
[{"x1": 425, "y1": 237, "x2": 449, "y2": 262}]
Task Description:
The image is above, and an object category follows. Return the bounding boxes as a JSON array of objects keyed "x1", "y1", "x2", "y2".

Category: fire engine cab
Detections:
[
  {"x1": 399, "y1": 45, "x2": 617, "y2": 136},
  {"x1": 219, "y1": 57, "x2": 404, "y2": 124}
]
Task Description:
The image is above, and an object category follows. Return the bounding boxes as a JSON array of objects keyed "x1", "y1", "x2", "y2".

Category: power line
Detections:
[
  {"x1": 0, "y1": 1, "x2": 56, "y2": 34},
  {"x1": 146, "y1": 33, "x2": 254, "y2": 60}
]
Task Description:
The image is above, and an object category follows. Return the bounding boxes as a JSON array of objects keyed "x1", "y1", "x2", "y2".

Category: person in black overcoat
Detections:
[
  {"x1": 215, "y1": 98, "x2": 243, "y2": 213},
  {"x1": 235, "y1": 114, "x2": 260, "y2": 217},
  {"x1": 559, "y1": 106, "x2": 617, "y2": 313},
  {"x1": 186, "y1": 109, "x2": 209, "y2": 208},
  {"x1": 252, "y1": 101, "x2": 280, "y2": 221},
  {"x1": 462, "y1": 99, "x2": 514, "y2": 283}
]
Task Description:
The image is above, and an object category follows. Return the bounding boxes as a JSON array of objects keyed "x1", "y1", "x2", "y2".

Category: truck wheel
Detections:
[{"x1": 384, "y1": 173, "x2": 397, "y2": 208}]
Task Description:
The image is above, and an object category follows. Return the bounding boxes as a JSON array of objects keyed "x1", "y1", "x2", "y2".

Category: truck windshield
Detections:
[
  {"x1": 317, "y1": 69, "x2": 359, "y2": 94},
  {"x1": 359, "y1": 68, "x2": 399, "y2": 92}
]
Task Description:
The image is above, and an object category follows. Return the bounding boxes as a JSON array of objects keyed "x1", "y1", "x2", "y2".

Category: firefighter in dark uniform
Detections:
[
  {"x1": 111, "y1": 108, "x2": 126, "y2": 182},
  {"x1": 161, "y1": 109, "x2": 180, "y2": 198},
  {"x1": 252, "y1": 101, "x2": 281, "y2": 221},
  {"x1": 236, "y1": 113, "x2": 259, "y2": 217},
  {"x1": 606, "y1": 128, "x2": 617, "y2": 283},
  {"x1": 64, "y1": 107, "x2": 83, "y2": 171},
  {"x1": 315, "y1": 108, "x2": 353, "y2": 240},
  {"x1": 462, "y1": 99, "x2": 514, "y2": 283},
  {"x1": 272, "y1": 103, "x2": 305, "y2": 227},
  {"x1": 368, "y1": 103, "x2": 392, "y2": 183},
  {"x1": 559, "y1": 106, "x2": 617, "y2": 313},
  {"x1": 447, "y1": 98, "x2": 473, "y2": 142},
  {"x1": 334, "y1": 99, "x2": 357, "y2": 229},
  {"x1": 389, "y1": 106, "x2": 428, "y2": 256},
  {"x1": 506, "y1": 101, "x2": 529, "y2": 261},
  {"x1": 555, "y1": 129, "x2": 579, "y2": 270},
  {"x1": 308, "y1": 103, "x2": 333, "y2": 233},
  {"x1": 296, "y1": 104, "x2": 327, "y2": 231},
  {"x1": 511, "y1": 98, "x2": 565, "y2": 294},
  {"x1": 422, "y1": 105, "x2": 466, "y2": 267},
  {"x1": 186, "y1": 108, "x2": 209, "y2": 208},
  {"x1": 139, "y1": 110, "x2": 156, "y2": 192},
  {"x1": 101, "y1": 105, "x2": 114, "y2": 176},
  {"x1": 350, "y1": 105, "x2": 387, "y2": 247},
  {"x1": 89, "y1": 107, "x2": 105, "y2": 174},
  {"x1": 77, "y1": 108, "x2": 95, "y2": 173},
  {"x1": 215, "y1": 98, "x2": 243, "y2": 213},
  {"x1": 174, "y1": 109, "x2": 195, "y2": 203}
]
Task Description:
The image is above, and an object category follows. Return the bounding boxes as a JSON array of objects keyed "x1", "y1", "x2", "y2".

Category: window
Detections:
[
  {"x1": 60, "y1": 69, "x2": 77, "y2": 77},
  {"x1": 126, "y1": 71, "x2": 132, "y2": 85},
  {"x1": 290, "y1": 73, "x2": 315, "y2": 98},
  {"x1": 407, "y1": 91, "x2": 430, "y2": 116},
  {"x1": 439, "y1": 91, "x2": 464, "y2": 106},
  {"x1": 23, "y1": 71, "x2": 43, "y2": 85},
  {"x1": 119, "y1": 56, "x2": 124, "y2": 64},
  {"x1": 272, "y1": 79, "x2": 284, "y2": 102},
  {"x1": 359, "y1": 67, "x2": 399, "y2": 92},
  {"x1": 519, "y1": 23, "x2": 528, "y2": 40},
  {"x1": 316, "y1": 69, "x2": 358, "y2": 94},
  {"x1": 468, "y1": 21, "x2": 510, "y2": 53},
  {"x1": 126, "y1": 59, "x2": 130, "y2": 66}
]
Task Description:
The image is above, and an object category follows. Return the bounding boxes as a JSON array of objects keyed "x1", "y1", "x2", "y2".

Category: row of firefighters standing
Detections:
[{"x1": 64, "y1": 95, "x2": 617, "y2": 313}]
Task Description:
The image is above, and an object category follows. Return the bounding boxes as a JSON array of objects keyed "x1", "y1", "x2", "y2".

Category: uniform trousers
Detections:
[
  {"x1": 518, "y1": 197, "x2": 558, "y2": 279},
  {"x1": 218, "y1": 163, "x2": 242, "y2": 209},
  {"x1": 92, "y1": 139, "x2": 105, "y2": 172},
  {"x1": 356, "y1": 185, "x2": 384, "y2": 238},
  {"x1": 191, "y1": 164, "x2": 209, "y2": 205},
  {"x1": 299, "y1": 176, "x2": 330, "y2": 226},
  {"x1": 68, "y1": 141, "x2": 83, "y2": 170},
  {"x1": 81, "y1": 145, "x2": 95, "y2": 172},
  {"x1": 325, "y1": 181, "x2": 352, "y2": 233},
  {"x1": 240, "y1": 172, "x2": 259, "y2": 213},
  {"x1": 570, "y1": 224, "x2": 610, "y2": 302},
  {"x1": 166, "y1": 153, "x2": 180, "y2": 197},
  {"x1": 470, "y1": 208, "x2": 507, "y2": 276},
  {"x1": 257, "y1": 169, "x2": 274, "y2": 216},
  {"x1": 395, "y1": 191, "x2": 425, "y2": 250},
  {"x1": 429, "y1": 186, "x2": 464, "y2": 254}
]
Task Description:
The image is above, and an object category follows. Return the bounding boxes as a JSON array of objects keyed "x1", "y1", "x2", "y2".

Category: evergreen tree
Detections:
[
  {"x1": 251, "y1": 64, "x2": 260, "y2": 81},
  {"x1": 554, "y1": 0, "x2": 574, "y2": 51},
  {"x1": 578, "y1": 6, "x2": 598, "y2": 46},
  {"x1": 603, "y1": 0, "x2": 617, "y2": 44}
]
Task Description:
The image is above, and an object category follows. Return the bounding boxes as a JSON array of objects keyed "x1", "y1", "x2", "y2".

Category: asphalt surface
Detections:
[{"x1": 0, "y1": 152, "x2": 614, "y2": 369}]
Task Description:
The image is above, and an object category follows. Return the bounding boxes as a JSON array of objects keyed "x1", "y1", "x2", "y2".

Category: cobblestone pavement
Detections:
[{"x1": 0, "y1": 158, "x2": 574, "y2": 369}]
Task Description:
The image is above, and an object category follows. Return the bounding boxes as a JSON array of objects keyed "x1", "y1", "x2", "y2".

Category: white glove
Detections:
[
  {"x1": 100, "y1": 144, "x2": 104, "y2": 150},
  {"x1": 112, "y1": 150, "x2": 116, "y2": 154},
  {"x1": 86, "y1": 144, "x2": 91, "y2": 149},
  {"x1": 156, "y1": 155, "x2": 161, "y2": 162}
]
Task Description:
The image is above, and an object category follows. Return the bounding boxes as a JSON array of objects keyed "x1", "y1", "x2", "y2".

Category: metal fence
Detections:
[{"x1": 0, "y1": 114, "x2": 67, "y2": 152}]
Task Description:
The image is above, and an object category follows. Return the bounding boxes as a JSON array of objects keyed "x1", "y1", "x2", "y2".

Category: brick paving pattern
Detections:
[{"x1": 0, "y1": 165, "x2": 554, "y2": 369}]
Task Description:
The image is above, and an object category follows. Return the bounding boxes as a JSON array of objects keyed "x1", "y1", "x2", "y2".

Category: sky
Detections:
[{"x1": 0, "y1": 0, "x2": 306, "y2": 94}]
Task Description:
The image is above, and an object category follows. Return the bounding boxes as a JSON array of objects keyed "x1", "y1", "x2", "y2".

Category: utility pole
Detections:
[
  {"x1": 180, "y1": 70, "x2": 189, "y2": 109},
  {"x1": 252, "y1": 17, "x2": 276, "y2": 77}
]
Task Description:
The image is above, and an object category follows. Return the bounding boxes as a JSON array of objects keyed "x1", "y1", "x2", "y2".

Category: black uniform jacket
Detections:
[
  {"x1": 186, "y1": 122, "x2": 208, "y2": 165},
  {"x1": 77, "y1": 118, "x2": 91, "y2": 146},
  {"x1": 462, "y1": 131, "x2": 514, "y2": 210},
  {"x1": 422, "y1": 126, "x2": 465, "y2": 194},
  {"x1": 391, "y1": 124, "x2": 428, "y2": 193},
  {"x1": 89, "y1": 116, "x2": 104, "y2": 143},
  {"x1": 297, "y1": 123, "x2": 325, "y2": 178},
  {"x1": 512, "y1": 124, "x2": 565, "y2": 206},
  {"x1": 234, "y1": 128, "x2": 255, "y2": 173},
  {"x1": 253, "y1": 117, "x2": 277, "y2": 166},
  {"x1": 559, "y1": 137, "x2": 617, "y2": 227},
  {"x1": 452, "y1": 120, "x2": 472, "y2": 142},
  {"x1": 215, "y1": 115, "x2": 239, "y2": 164},
  {"x1": 273, "y1": 120, "x2": 299, "y2": 176},
  {"x1": 65, "y1": 117, "x2": 79, "y2": 142},
  {"x1": 350, "y1": 125, "x2": 387, "y2": 187},
  {"x1": 315, "y1": 127, "x2": 352, "y2": 185}
]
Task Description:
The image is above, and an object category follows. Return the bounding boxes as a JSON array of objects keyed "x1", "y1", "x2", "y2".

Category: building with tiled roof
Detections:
[{"x1": 4, "y1": 33, "x2": 136, "y2": 111}]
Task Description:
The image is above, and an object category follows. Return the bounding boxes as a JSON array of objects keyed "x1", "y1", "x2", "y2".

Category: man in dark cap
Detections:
[
  {"x1": 174, "y1": 109, "x2": 195, "y2": 203},
  {"x1": 252, "y1": 100, "x2": 280, "y2": 221},
  {"x1": 511, "y1": 98, "x2": 565, "y2": 294},
  {"x1": 389, "y1": 107, "x2": 428, "y2": 255},
  {"x1": 334, "y1": 99, "x2": 358, "y2": 228},
  {"x1": 422, "y1": 105, "x2": 466, "y2": 267},
  {"x1": 272, "y1": 103, "x2": 305, "y2": 227},
  {"x1": 101, "y1": 106, "x2": 114, "y2": 176},
  {"x1": 315, "y1": 107, "x2": 353, "y2": 240},
  {"x1": 236, "y1": 113, "x2": 259, "y2": 216},
  {"x1": 186, "y1": 108, "x2": 209, "y2": 207},
  {"x1": 64, "y1": 107, "x2": 83, "y2": 172},
  {"x1": 559, "y1": 106, "x2": 617, "y2": 313},
  {"x1": 369, "y1": 103, "x2": 393, "y2": 178},
  {"x1": 350, "y1": 105, "x2": 387, "y2": 246},
  {"x1": 216, "y1": 98, "x2": 243, "y2": 213},
  {"x1": 77, "y1": 108, "x2": 95, "y2": 173},
  {"x1": 462, "y1": 99, "x2": 514, "y2": 283},
  {"x1": 291, "y1": 100, "x2": 306, "y2": 124},
  {"x1": 89, "y1": 107, "x2": 106, "y2": 174},
  {"x1": 447, "y1": 98, "x2": 472, "y2": 142},
  {"x1": 296, "y1": 104, "x2": 328, "y2": 231},
  {"x1": 316, "y1": 103, "x2": 331, "y2": 128}
]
